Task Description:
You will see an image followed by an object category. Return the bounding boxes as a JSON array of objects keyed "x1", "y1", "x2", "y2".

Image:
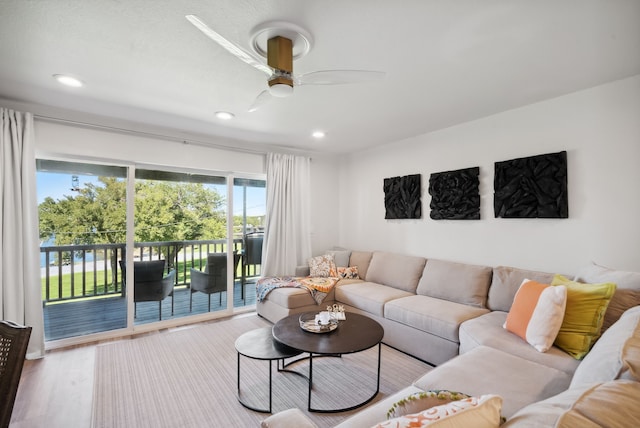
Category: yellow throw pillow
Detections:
[{"x1": 551, "y1": 274, "x2": 616, "y2": 359}]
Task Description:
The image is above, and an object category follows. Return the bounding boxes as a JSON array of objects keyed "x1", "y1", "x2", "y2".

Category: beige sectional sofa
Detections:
[
  {"x1": 258, "y1": 251, "x2": 496, "y2": 365},
  {"x1": 257, "y1": 250, "x2": 640, "y2": 427}
]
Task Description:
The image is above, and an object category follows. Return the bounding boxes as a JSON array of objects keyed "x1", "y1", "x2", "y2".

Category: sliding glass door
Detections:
[
  {"x1": 233, "y1": 178, "x2": 266, "y2": 308},
  {"x1": 132, "y1": 169, "x2": 229, "y2": 324},
  {"x1": 37, "y1": 160, "x2": 128, "y2": 341},
  {"x1": 37, "y1": 159, "x2": 266, "y2": 341}
]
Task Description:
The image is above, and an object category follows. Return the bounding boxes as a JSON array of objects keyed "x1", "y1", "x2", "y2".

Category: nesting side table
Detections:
[{"x1": 235, "y1": 326, "x2": 302, "y2": 413}]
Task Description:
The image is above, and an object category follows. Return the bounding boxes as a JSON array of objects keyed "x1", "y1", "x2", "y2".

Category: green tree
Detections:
[
  {"x1": 134, "y1": 180, "x2": 226, "y2": 262},
  {"x1": 39, "y1": 177, "x2": 127, "y2": 245},
  {"x1": 39, "y1": 177, "x2": 226, "y2": 281}
]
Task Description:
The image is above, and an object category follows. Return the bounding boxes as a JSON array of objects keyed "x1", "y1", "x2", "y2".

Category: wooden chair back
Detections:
[{"x1": 0, "y1": 320, "x2": 32, "y2": 428}]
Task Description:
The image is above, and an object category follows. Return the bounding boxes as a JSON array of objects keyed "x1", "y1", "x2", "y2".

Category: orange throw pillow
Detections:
[{"x1": 504, "y1": 279, "x2": 567, "y2": 352}]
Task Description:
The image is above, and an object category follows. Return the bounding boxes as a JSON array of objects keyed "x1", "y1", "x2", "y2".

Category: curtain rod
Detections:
[{"x1": 33, "y1": 114, "x2": 270, "y2": 156}]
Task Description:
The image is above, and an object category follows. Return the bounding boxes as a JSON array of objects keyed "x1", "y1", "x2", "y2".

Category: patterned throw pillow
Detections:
[
  {"x1": 387, "y1": 390, "x2": 471, "y2": 419},
  {"x1": 373, "y1": 395, "x2": 503, "y2": 428},
  {"x1": 308, "y1": 254, "x2": 337, "y2": 277},
  {"x1": 337, "y1": 266, "x2": 359, "y2": 280}
]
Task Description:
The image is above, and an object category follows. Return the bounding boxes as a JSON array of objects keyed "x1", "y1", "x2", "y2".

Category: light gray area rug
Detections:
[{"x1": 92, "y1": 314, "x2": 432, "y2": 428}]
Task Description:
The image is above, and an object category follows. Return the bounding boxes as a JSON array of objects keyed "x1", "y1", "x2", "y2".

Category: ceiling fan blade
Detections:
[
  {"x1": 247, "y1": 90, "x2": 273, "y2": 112},
  {"x1": 185, "y1": 15, "x2": 272, "y2": 76},
  {"x1": 296, "y1": 70, "x2": 385, "y2": 86}
]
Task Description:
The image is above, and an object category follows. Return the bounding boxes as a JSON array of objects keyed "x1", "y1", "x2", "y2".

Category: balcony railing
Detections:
[{"x1": 40, "y1": 238, "x2": 262, "y2": 304}]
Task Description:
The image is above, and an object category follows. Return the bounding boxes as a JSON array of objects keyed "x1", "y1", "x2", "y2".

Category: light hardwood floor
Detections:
[{"x1": 11, "y1": 343, "x2": 96, "y2": 427}]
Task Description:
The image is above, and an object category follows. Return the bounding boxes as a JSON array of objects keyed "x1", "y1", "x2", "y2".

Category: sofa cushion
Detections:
[
  {"x1": 416, "y1": 259, "x2": 492, "y2": 308},
  {"x1": 413, "y1": 346, "x2": 572, "y2": 418},
  {"x1": 335, "y1": 282, "x2": 413, "y2": 317},
  {"x1": 365, "y1": 251, "x2": 426, "y2": 293},
  {"x1": 373, "y1": 395, "x2": 503, "y2": 428},
  {"x1": 459, "y1": 311, "x2": 580, "y2": 375},
  {"x1": 602, "y1": 289, "x2": 640, "y2": 332},
  {"x1": 504, "y1": 279, "x2": 567, "y2": 352},
  {"x1": 575, "y1": 261, "x2": 640, "y2": 289},
  {"x1": 574, "y1": 261, "x2": 640, "y2": 331},
  {"x1": 502, "y1": 380, "x2": 640, "y2": 428},
  {"x1": 349, "y1": 250, "x2": 374, "y2": 280},
  {"x1": 551, "y1": 274, "x2": 616, "y2": 359},
  {"x1": 264, "y1": 286, "x2": 336, "y2": 309},
  {"x1": 326, "y1": 249, "x2": 351, "y2": 268},
  {"x1": 570, "y1": 305, "x2": 640, "y2": 388},
  {"x1": 385, "y1": 295, "x2": 489, "y2": 342},
  {"x1": 487, "y1": 266, "x2": 555, "y2": 312}
]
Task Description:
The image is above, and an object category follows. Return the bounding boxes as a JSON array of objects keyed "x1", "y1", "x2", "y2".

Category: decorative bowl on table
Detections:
[{"x1": 299, "y1": 312, "x2": 339, "y2": 333}]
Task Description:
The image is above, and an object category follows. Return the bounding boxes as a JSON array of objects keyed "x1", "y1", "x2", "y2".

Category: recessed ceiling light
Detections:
[
  {"x1": 53, "y1": 74, "x2": 83, "y2": 88},
  {"x1": 215, "y1": 111, "x2": 235, "y2": 120},
  {"x1": 312, "y1": 131, "x2": 326, "y2": 139}
]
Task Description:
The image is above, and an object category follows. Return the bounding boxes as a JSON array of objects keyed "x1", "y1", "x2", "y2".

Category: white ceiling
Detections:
[{"x1": 1, "y1": 0, "x2": 639, "y2": 155}]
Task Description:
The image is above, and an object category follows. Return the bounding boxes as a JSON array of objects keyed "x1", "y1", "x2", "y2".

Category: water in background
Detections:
[{"x1": 40, "y1": 236, "x2": 96, "y2": 268}]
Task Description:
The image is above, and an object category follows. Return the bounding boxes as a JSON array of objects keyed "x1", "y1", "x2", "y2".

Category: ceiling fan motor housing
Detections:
[{"x1": 267, "y1": 36, "x2": 294, "y2": 97}]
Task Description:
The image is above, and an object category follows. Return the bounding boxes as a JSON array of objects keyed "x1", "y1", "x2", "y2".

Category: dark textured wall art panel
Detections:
[
  {"x1": 384, "y1": 174, "x2": 422, "y2": 219},
  {"x1": 494, "y1": 151, "x2": 568, "y2": 218},
  {"x1": 429, "y1": 167, "x2": 480, "y2": 220}
]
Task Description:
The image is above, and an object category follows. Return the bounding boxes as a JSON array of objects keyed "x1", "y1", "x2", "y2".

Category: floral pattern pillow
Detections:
[
  {"x1": 386, "y1": 390, "x2": 471, "y2": 419},
  {"x1": 337, "y1": 266, "x2": 360, "y2": 280},
  {"x1": 373, "y1": 395, "x2": 503, "y2": 428},
  {"x1": 308, "y1": 254, "x2": 337, "y2": 277}
]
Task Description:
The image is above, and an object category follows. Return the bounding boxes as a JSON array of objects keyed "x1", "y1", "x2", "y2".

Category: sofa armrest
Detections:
[{"x1": 295, "y1": 265, "x2": 310, "y2": 277}]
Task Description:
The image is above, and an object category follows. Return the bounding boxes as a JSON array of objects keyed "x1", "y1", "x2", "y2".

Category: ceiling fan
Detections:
[{"x1": 185, "y1": 15, "x2": 385, "y2": 112}]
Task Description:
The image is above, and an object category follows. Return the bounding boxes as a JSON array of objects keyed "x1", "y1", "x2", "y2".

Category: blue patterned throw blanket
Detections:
[{"x1": 256, "y1": 276, "x2": 338, "y2": 305}]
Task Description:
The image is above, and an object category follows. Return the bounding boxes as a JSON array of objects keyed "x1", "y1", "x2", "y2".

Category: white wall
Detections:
[
  {"x1": 308, "y1": 157, "x2": 342, "y2": 255},
  {"x1": 335, "y1": 75, "x2": 640, "y2": 274}
]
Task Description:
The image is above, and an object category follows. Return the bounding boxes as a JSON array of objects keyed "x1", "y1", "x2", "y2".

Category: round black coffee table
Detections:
[
  {"x1": 235, "y1": 326, "x2": 302, "y2": 413},
  {"x1": 272, "y1": 312, "x2": 384, "y2": 413}
]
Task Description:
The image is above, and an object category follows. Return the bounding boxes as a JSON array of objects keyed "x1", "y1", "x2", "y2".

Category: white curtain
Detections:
[
  {"x1": 0, "y1": 108, "x2": 45, "y2": 359},
  {"x1": 262, "y1": 153, "x2": 312, "y2": 276}
]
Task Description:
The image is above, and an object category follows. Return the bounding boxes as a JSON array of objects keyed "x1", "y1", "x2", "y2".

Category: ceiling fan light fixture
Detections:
[
  {"x1": 249, "y1": 21, "x2": 313, "y2": 60},
  {"x1": 186, "y1": 16, "x2": 384, "y2": 112},
  {"x1": 268, "y1": 81, "x2": 293, "y2": 97}
]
